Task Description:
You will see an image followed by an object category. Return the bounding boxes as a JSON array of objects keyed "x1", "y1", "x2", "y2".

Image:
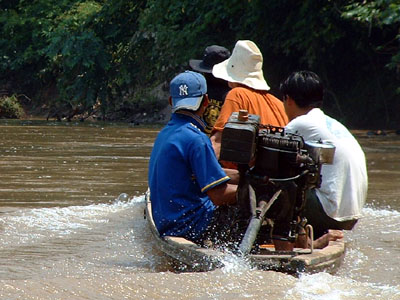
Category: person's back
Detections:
[
  {"x1": 213, "y1": 86, "x2": 287, "y2": 132},
  {"x1": 148, "y1": 71, "x2": 237, "y2": 243},
  {"x1": 149, "y1": 112, "x2": 218, "y2": 239},
  {"x1": 285, "y1": 108, "x2": 367, "y2": 221},
  {"x1": 280, "y1": 70, "x2": 368, "y2": 238},
  {"x1": 209, "y1": 40, "x2": 288, "y2": 157}
]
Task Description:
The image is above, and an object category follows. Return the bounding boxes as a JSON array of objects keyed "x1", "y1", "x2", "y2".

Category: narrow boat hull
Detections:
[{"x1": 145, "y1": 192, "x2": 345, "y2": 274}]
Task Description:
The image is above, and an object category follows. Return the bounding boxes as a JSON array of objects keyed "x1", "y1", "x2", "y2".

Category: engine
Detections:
[{"x1": 220, "y1": 110, "x2": 335, "y2": 249}]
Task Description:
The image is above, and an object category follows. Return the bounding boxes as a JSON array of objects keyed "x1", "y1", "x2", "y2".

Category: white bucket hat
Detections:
[{"x1": 212, "y1": 40, "x2": 270, "y2": 91}]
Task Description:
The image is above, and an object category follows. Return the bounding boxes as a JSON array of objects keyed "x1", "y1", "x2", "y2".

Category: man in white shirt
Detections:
[{"x1": 280, "y1": 70, "x2": 368, "y2": 241}]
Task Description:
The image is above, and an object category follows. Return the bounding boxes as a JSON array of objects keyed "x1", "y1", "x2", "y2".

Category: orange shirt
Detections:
[{"x1": 212, "y1": 86, "x2": 288, "y2": 132}]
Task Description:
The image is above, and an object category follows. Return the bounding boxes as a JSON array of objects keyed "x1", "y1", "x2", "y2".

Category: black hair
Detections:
[{"x1": 279, "y1": 70, "x2": 324, "y2": 108}]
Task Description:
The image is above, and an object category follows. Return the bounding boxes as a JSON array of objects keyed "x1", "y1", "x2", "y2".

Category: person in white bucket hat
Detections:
[
  {"x1": 212, "y1": 40, "x2": 270, "y2": 90},
  {"x1": 210, "y1": 40, "x2": 288, "y2": 161}
]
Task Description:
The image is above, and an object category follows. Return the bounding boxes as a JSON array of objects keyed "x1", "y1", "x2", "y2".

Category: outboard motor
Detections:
[{"x1": 220, "y1": 110, "x2": 335, "y2": 254}]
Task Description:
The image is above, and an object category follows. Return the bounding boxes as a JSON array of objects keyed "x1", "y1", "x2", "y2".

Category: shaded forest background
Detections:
[{"x1": 0, "y1": 0, "x2": 399, "y2": 128}]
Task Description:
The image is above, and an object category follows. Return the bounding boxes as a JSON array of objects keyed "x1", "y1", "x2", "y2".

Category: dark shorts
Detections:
[{"x1": 302, "y1": 189, "x2": 358, "y2": 239}]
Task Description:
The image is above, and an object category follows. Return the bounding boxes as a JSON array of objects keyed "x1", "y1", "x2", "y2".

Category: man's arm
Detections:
[
  {"x1": 210, "y1": 130, "x2": 222, "y2": 159},
  {"x1": 207, "y1": 182, "x2": 237, "y2": 206},
  {"x1": 210, "y1": 93, "x2": 240, "y2": 159},
  {"x1": 223, "y1": 168, "x2": 239, "y2": 184}
]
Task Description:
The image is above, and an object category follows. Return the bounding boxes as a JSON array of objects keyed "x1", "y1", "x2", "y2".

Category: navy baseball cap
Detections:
[{"x1": 170, "y1": 71, "x2": 207, "y2": 112}]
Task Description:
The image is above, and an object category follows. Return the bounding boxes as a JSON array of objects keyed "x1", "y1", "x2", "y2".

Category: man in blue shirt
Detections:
[{"x1": 148, "y1": 71, "x2": 237, "y2": 244}]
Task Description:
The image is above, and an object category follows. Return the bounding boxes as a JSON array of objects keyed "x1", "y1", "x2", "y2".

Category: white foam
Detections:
[
  {"x1": 220, "y1": 252, "x2": 254, "y2": 274},
  {"x1": 0, "y1": 194, "x2": 145, "y2": 245},
  {"x1": 362, "y1": 206, "x2": 400, "y2": 218},
  {"x1": 284, "y1": 272, "x2": 400, "y2": 300}
]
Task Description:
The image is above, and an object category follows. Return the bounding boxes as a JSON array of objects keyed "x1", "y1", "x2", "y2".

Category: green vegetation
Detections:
[
  {"x1": 0, "y1": 95, "x2": 25, "y2": 119},
  {"x1": 0, "y1": 0, "x2": 399, "y2": 128}
]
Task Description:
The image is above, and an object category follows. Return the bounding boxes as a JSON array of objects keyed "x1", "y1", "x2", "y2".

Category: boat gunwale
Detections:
[{"x1": 145, "y1": 191, "x2": 345, "y2": 273}]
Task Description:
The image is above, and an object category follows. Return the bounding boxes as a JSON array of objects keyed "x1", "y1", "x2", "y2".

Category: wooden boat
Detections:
[{"x1": 144, "y1": 191, "x2": 346, "y2": 274}]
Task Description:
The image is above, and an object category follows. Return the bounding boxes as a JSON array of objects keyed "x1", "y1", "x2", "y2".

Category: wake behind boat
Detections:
[{"x1": 145, "y1": 191, "x2": 345, "y2": 274}]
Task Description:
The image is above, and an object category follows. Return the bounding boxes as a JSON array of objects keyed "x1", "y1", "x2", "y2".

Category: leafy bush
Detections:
[{"x1": 0, "y1": 95, "x2": 25, "y2": 119}]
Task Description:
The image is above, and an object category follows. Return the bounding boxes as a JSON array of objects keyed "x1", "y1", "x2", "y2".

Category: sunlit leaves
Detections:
[{"x1": 342, "y1": 1, "x2": 399, "y2": 72}]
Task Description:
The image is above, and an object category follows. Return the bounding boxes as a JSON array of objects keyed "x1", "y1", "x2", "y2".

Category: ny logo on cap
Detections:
[{"x1": 179, "y1": 84, "x2": 188, "y2": 96}]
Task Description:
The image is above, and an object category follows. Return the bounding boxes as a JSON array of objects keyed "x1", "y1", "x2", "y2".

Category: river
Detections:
[{"x1": 0, "y1": 120, "x2": 399, "y2": 299}]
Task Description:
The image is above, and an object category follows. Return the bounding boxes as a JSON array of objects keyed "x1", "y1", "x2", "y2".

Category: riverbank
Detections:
[
  {"x1": 15, "y1": 93, "x2": 172, "y2": 125},
  {"x1": 4, "y1": 93, "x2": 399, "y2": 133},
  {"x1": 23, "y1": 103, "x2": 173, "y2": 126}
]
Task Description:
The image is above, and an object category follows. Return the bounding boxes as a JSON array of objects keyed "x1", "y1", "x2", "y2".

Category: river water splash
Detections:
[{"x1": 0, "y1": 120, "x2": 400, "y2": 299}]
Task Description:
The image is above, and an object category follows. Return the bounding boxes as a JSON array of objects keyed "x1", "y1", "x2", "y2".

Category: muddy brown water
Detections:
[{"x1": 0, "y1": 120, "x2": 400, "y2": 299}]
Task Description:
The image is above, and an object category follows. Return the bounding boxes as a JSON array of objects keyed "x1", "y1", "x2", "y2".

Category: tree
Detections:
[
  {"x1": 0, "y1": 0, "x2": 398, "y2": 127},
  {"x1": 342, "y1": 0, "x2": 400, "y2": 125},
  {"x1": 342, "y1": 0, "x2": 400, "y2": 78}
]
